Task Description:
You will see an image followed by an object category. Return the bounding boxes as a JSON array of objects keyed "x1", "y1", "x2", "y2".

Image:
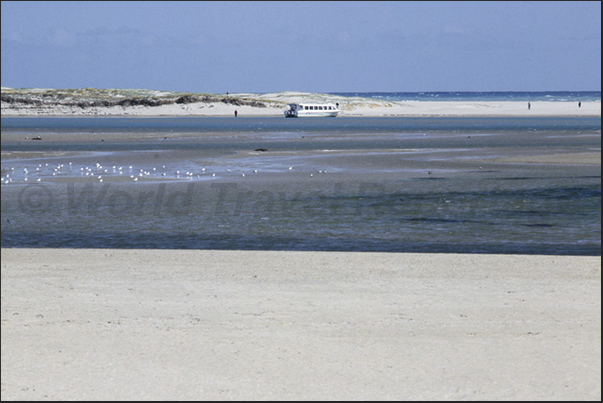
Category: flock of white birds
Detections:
[{"x1": 1, "y1": 161, "x2": 332, "y2": 185}]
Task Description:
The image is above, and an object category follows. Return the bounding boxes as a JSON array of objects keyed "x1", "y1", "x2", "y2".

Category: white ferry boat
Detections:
[{"x1": 284, "y1": 103, "x2": 339, "y2": 117}]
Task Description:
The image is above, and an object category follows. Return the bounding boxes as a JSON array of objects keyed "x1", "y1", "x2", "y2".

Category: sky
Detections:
[{"x1": 1, "y1": 1, "x2": 601, "y2": 93}]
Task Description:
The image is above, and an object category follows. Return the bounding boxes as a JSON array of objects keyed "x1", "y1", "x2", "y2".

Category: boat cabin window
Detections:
[{"x1": 298, "y1": 105, "x2": 338, "y2": 111}]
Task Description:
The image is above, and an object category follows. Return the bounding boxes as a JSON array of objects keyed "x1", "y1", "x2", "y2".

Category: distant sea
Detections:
[{"x1": 330, "y1": 91, "x2": 601, "y2": 103}]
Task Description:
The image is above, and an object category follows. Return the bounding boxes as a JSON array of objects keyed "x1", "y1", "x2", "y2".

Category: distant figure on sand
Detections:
[
  {"x1": 234, "y1": 110, "x2": 238, "y2": 117},
  {"x1": 528, "y1": 102, "x2": 531, "y2": 110},
  {"x1": 578, "y1": 101, "x2": 582, "y2": 108}
]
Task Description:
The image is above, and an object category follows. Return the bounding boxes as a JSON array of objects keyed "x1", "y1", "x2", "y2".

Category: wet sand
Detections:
[
  {"x1": 495, "y1": 152, "x2": 601, "y2": 165},
  {"x1": 2, "y1": 127, "x2": 600, "y2": 254},
  {"x1": 1, "y1": 248, "x2": 600, "y2": 400}
]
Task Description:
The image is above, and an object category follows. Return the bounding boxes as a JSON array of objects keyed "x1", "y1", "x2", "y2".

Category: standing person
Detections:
[
  {"x1": 234, "y1": 110, "x2": 238, "y2": 117},
  {"x1": 578, "y1": 101, "x2": 582, "y2": 108},
  {"x1": 528, "y1": 102, "x2": 531, "y2": 110}
]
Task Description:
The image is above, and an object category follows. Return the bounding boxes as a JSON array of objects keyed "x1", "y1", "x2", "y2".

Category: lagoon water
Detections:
[{"x1": 1, "y1": 115, "x2": 601, "y2": 255}]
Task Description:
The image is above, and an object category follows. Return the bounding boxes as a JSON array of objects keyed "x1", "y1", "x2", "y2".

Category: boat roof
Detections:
[{"x1": 288, "y1": 102, "x2": 338, "y2": 106}]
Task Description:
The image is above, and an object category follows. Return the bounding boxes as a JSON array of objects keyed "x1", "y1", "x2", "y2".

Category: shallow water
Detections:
[{"x1": 2, "y1": 117, "x2": 600, "y2": 255}]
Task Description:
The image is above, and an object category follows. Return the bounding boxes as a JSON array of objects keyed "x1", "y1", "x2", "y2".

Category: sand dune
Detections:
[{"x1": 2, "y1": 88, "x2": 600, "y2": 117}]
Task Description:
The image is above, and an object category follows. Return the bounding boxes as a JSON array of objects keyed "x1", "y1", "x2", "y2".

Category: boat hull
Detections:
[{"x1": 285, "y1": 111, "x2": 339, "y2": 118}]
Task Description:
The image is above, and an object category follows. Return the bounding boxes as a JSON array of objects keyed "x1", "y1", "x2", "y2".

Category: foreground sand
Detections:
[{"x1": 1, "y1": 249, "x2": 600, "y2": 400}]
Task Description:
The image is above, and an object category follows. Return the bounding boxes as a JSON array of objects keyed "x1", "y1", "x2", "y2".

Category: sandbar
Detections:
[{"x1": 2, "y1": 90, "x2": 600, "y2": 118}]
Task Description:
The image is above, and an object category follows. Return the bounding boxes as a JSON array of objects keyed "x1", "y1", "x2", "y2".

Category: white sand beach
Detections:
[
  {"x1": 1, "y1": 100, "x2": 600, "y2": 118},
  {"x1": 1, "y1": 249, "x2": 600, "y2": 400},
  {"x1": 1, "y1": 89, "x2": 600, "y2": 117}
]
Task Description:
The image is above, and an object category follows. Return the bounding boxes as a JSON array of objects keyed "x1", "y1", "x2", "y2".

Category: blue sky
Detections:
[{"x1": 1, "y1": 1, "x2": 601, "y2": 93}]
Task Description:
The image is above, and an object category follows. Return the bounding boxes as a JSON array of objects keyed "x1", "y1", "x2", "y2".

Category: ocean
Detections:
[
  {"x1": 1, "y1": 92, "x2": 601, "y2": 255},
  {"x1": 331, "y1": 91, "x2": 601, "y2": 103}
]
